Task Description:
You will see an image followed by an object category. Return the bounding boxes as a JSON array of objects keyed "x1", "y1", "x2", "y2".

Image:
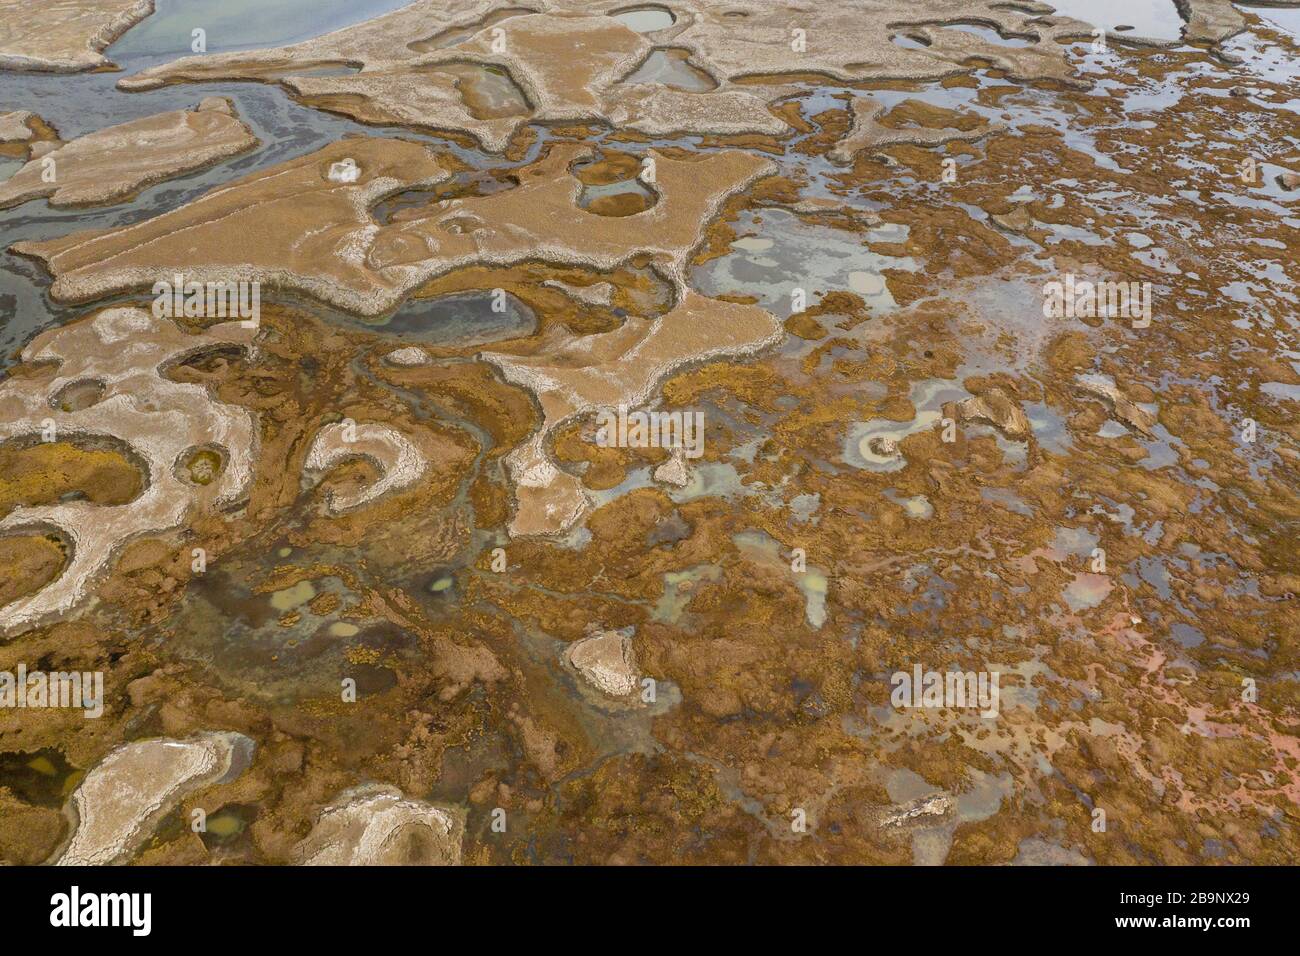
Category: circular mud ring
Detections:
[
  {"x1": 49, "y1": 378, "x2": 106, "y2": 412},
  {"x1": 175, "y1": 444, "x2": 228, "y2": 487}
]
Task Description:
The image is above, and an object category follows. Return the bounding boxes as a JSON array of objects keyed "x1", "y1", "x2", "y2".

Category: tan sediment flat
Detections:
[
  {"x1": 14, "y1": 138, "x2": 775, "y2": 315},
  {"x1": 0, "y1": 308, "x2": 258, "y2": 636},
  {"x1": 1075, "y1": 373, "x2": 1157, "y2": 436},
  {"x1": 383, "y1": 345, "x2": 431, "y2": 366},
  {"x1": 295, "y1": 785, "x2": 465, "y2": 865},
  {"x1": 0, "y1": 110, "x2": 36, "y2": 143},
  {"x1": 0, "y1": 0, "x2": 154, "y2": 72},
  {"x1": 56, "y1": 732, "x2": 252, "y2": 865},
  {"x1": 111, "y1": 1, "x2": 1176, "y2": 151},
  {"x1": 484, "y1": 289, "x2": 782, "y2": 537},
  {"x1": 653, "y1": 445, "x2": 691, "y2": 486},
  {"x1": 13, "y1": 137, "x2": 455, "y2": 315},
  {"x1": 0, "y1": 98, "x2": 258, "y2": 210},
  {"x1": 1181, "y1": 0, "x2": 1246, "y2": 43},
  {"x1": 0, "y1": 110, "x2": 59, "y2": 159},
  {"x1": 10, "y1": 134, "x2": 778, "y2": 540},
  {"x1": 11, "y1": 135, "x2": 778, "y2": 538},
  {"x1": 563, "y1": 627, "x2": 638, "y2": 697},
  {"x1": 829, "y1": 95, "x2": 996, "y2": 165},
  {"x1": 543, "y1": 277, "x2": 615, "y2": 307},
  {"x1": 119, "y1": 9, "x2": 785, "y2": 151},
  {"x1": 304, "y1": 421, "x2": 428, "y2": 514},
  {"x1": 947, "y1": 387, "x2": 1031, "y2": 441}
]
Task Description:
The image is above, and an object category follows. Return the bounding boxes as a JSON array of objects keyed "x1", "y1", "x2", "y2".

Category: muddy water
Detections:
[
  {"x1": 693, "y1": 208, "x2": 917, "y2": 318},
  {"x1": 1045, "y1": 0, "x2": 1187, "y2": 43},
  {"x1": 441, "y1": 63, "x2": 532, "y2": 118},
  {"x1": 622, "y1": 49, "x2": 717, "y2": 90},
  {"x1": 576, "y1": 176, "x2": 656, "y2": 212},
  {"x1": 0, "y1": 747, "x2": 82, "y2": 807},
  {"x1": 360, "y1": 290, "x2": 537, "y2": 345},
  {"x1": 106, "y1": 0, "x2": 415, "y2": 65},
  {"x1": 162, "y1": 561, "x2": 413, "y2": 705},
  {"x1": 1242, "y1": 3, "x2": 1300, "y2": 39},
  {"x1": 609, "y1": 7, "x2": 677, "y2": 34}
]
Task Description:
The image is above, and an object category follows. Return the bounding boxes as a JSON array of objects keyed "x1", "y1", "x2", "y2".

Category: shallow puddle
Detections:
[
  {"x1": 653, "y1": 564, "x2": 723, "y2": 624},
  {"x1": 610, "y1": 6, "x2": 677, "y2": 33},
  {"x1": 441, "y1": 63, "x2": 532, "y2": 119},
  {"x1": 198, "y1": 803, "x2": 259, "y2": 851},
  {"x1": 1045, "y1": 0, "x2": 1186, "y2": 43},
  {"x1": 0, "y1": 748, "x2": 81, "y2": 807},
  {"x1": 621, "y1": 49, "x2": 717, "y2": 91},
  {"x1": 883, "y1": 489, "x2": 934, "y2": 519},
  {"x1": 367, "y1": 290, "x2": 537, "y2": 346},
  {"x1": 941, "y1": 23, "x2": 1035, "y2": 48},
  {"x1": 1063, "y1": 572, "x2": 1113, "y2": 611},
  {"x1": 1241, "y1": 3, "x2": 1300, "y2": 39},
  {"x1": 733, "y1": 529, "x2": 828, "y2": 629},
  {"x1": 107, "y1": 0, "x2": 414, "y2": 66},
  {"x1": 165, "y1": 566, "x2": 410, "y2": 704},
  {"x1": 373, "y1": 172, "x2": 519, "y2": 225},
  {"x1": 844, "y1": 378, "x2": 967, "y2": 472},
  {"x1": 576, "y1": 176, "x2": 657, "y2": 216},
  {"x1": 693, "y1": 208, "x2": 917, "y2": 318}
]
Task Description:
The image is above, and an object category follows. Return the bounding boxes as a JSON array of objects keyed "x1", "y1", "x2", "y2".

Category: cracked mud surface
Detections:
[{"x1": 0, "y1": 0, "x2": 1298, "y2": 867}]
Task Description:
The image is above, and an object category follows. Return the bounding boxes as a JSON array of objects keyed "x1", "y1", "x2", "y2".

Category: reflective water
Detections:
[
  {"x1": 1045, "y1": 0, "x2": 1186, "y2": 43},
  {"x1": 107, "y1": 0, "x2": 413, "y2": 66},
  {"x1": 363, "y1": 290, "x2": 537, "y2": 345},
  {"x1": 693, "y1": 208, "x2": 917, "y2": 319},
  {"x1": 621, "y1": 49, "x2": 717, "y2": 91},
  {"x1": 609, "y1": 6, "x2": 676, "y2": 33}
]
